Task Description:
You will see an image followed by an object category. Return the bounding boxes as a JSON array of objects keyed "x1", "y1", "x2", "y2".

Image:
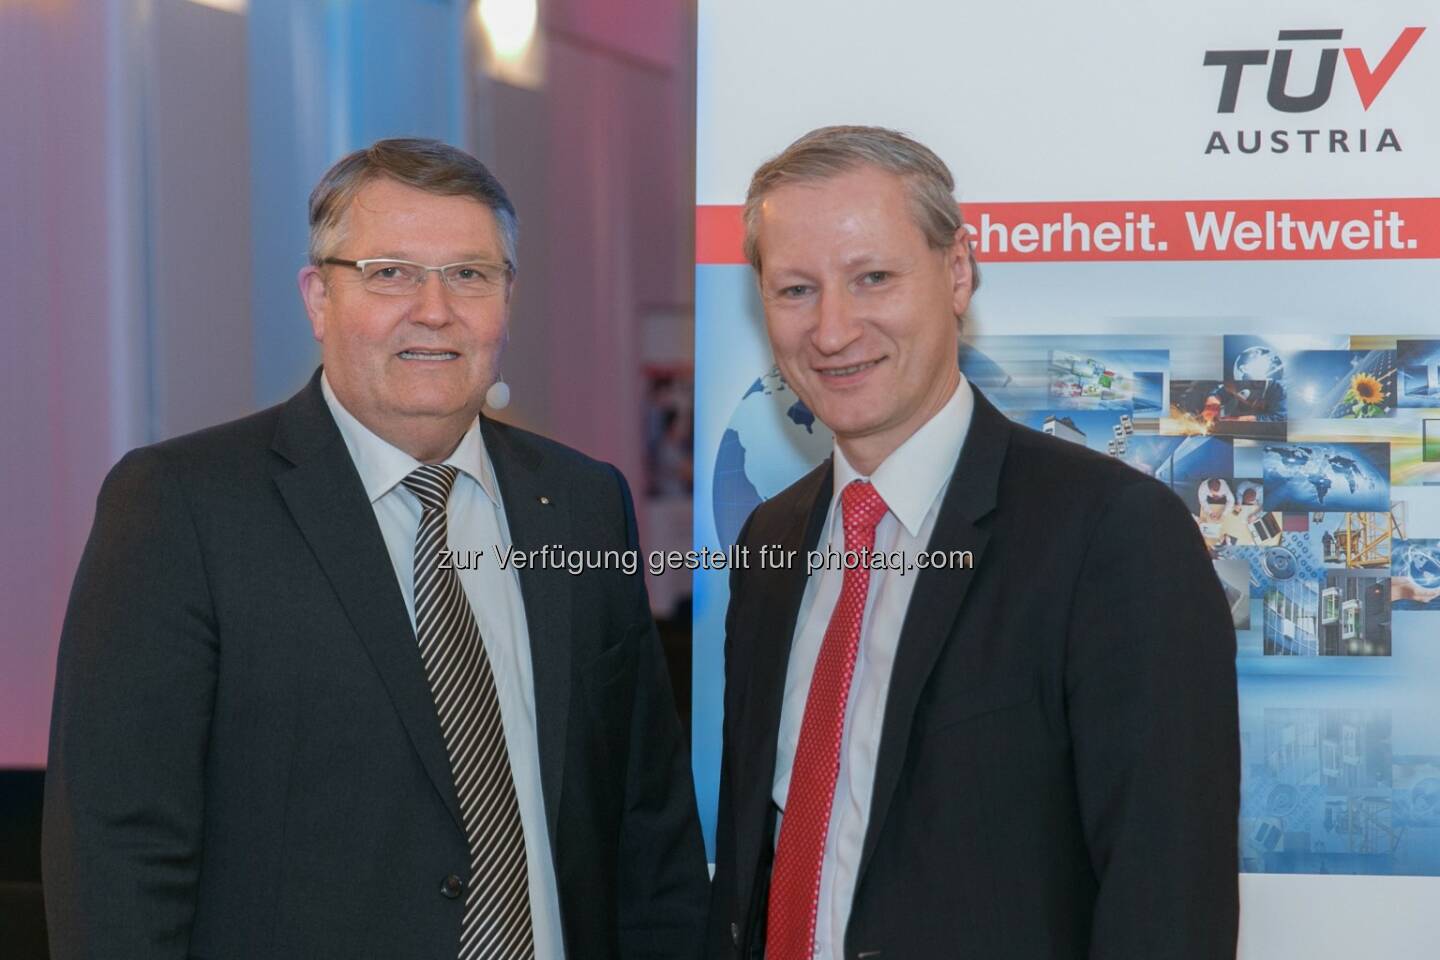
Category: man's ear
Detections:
[
  {"x1": 949, "y1": 227, "x2": 975, "y2": 319},
  {"x1": 298, "y1": 265, "x2": 329, "y2": 342}
]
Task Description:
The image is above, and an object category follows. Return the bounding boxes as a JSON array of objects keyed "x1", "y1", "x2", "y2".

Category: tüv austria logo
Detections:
[{"x1": 1201, "y1": 27, "x2": 1425, "y2": 155}]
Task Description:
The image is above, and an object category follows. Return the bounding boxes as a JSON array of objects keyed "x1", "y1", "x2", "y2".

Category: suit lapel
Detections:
[
  {"x1": 270, "y1": 371, "x2": 465, "y2": 835},
  {"x1": 855, "y1": 388, "x2": 1011, "y2": 883},
  {"x1": 734, "y1": 461, "x2": 833, "y2": 922},
  {"x1": 481, "y1": 417, "x2": 574, "y2": 840}
]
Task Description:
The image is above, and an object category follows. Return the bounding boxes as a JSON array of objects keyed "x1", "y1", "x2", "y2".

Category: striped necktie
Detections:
[{"x1": 403, "y1": 464, "x2": 535, "y2": 960}]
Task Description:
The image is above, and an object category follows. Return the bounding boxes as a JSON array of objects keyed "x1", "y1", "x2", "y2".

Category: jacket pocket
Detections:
[
  {"x1": 581, "y1": 622, "x2": 643, "y2": 690},
  {"x1": 579, "y1": 623, "x2": 644, "y2": 781},
  {"x1": 918, "y1": 676, "x2": 1037, "y2": 736}
]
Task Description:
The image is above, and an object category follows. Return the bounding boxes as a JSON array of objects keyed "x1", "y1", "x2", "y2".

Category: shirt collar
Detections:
[
  {"x1": 831, "y1": 374, "x2": 974, "y2": 538},
  {"x1": 321, "y1": 371, "x2": 500, "y2": 507}
]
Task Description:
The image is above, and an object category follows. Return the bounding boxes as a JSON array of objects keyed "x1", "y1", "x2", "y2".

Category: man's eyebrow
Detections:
[
  {"x1": 763, "y1": 264, "x2": 816, "y2": 282},
  {"x1": 840, "y1": 252, "x2": 904, "y2": 271},
  {"x1": 363, "y1": 251, "x2": 502, "y2": 262}
]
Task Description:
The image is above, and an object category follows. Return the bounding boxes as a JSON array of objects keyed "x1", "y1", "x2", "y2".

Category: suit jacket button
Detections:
[
  {"x1": 441, "y1": 874, "x2": 465, "y2": 899},
  {"x1": 731, "y1": 921, "x2": 740, "y2": 945}
]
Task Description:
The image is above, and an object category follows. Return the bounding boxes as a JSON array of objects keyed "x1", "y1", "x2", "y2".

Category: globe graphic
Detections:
[
  {"x1": 1261, "y1": 444, "x2": 1388, "y2": 512},
  {"x1": 1400, "y1": 543, "x2": 1440, "y2": 590},
  {"x1": 711, "y1": 368, "x2": 833, "y2": 548},
  {"x1": 1234, "y1": 345, "x2": 1284, "y2": 382}
]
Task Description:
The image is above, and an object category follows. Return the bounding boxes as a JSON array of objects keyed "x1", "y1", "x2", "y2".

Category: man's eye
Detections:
[
  {"x1": 860, "y1": 271, "x2": 890, "y2": 285},
  {"x1": 374, "y1": 267, "x2": 403, "y2": 279},
  {"x1": 777, "y1": 285, "x2": 811, "y2": 299}
]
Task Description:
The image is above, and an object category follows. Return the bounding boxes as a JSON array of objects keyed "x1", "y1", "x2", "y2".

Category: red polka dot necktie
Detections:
[{"x1": 767, "y1": 479, "x2": 890, "y2": 960}]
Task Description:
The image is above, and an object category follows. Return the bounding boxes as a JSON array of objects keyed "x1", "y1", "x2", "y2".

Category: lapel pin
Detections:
[{"x1": 538, "y1": 495, "x2": 552, "y2": 505}]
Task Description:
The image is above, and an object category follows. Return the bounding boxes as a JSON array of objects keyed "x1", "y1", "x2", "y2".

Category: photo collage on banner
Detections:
[{"x1": 973, "y1": 333, "x2": 1440, "y2": 877}]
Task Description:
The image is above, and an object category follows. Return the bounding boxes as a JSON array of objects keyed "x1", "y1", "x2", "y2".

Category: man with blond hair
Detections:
[
  {"x1": 45, "y1": 138, "x2": 708, "y2": 959},
  {"x1": 707, "y1": 126, "x2": 1239, "y2": 959}
]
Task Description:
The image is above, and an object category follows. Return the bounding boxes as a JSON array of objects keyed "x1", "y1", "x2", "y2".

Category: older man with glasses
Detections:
[{"x1": 43, "y1": 138, "x2": 708, "y2": 960}]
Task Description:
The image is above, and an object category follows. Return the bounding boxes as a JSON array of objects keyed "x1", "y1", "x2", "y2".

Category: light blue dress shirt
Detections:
[{"x1": 322, "y1": 374, "x2": 565, "y2": 959}]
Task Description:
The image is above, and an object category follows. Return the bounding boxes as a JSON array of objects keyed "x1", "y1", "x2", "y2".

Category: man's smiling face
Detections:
[
  {"x1": 753, "y1": 165, "x2": 972, "y2": 471},
  {"x1": 300, "y1": 177, "x2": 511, "y2": 454}
]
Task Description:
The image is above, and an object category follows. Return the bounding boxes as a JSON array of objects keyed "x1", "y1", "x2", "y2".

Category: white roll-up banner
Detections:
[{"x1": 692, "y1": 1, "x2": 1440, "y2": 954}]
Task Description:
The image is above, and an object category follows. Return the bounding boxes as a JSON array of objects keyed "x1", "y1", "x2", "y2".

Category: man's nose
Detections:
[
  {"x1": 410, "y1": 270, "x2": 452, "y2": 326},
  {"x1": 811, "y1": 288, "x2": 863, "y2": 354}
]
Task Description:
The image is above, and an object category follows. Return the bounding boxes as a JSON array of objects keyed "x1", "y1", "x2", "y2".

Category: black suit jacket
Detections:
[
  {"x1": 43, "y1": 369, "x2": 708, "y2": 959},
  {"x1": 707, "y1": 387, "x2": 1240, "y2": 959}
]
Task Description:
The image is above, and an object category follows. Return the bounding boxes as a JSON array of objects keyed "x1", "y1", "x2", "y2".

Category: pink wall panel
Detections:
[
  {"x1": 546, "y1": 0, "x2": 683, "y2": 71},
  {"x1": 0, "y1": 4, "x2": 117, "y2": 767}
]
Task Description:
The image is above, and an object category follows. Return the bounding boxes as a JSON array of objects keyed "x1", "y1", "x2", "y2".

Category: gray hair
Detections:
[
  {"x1": 308, "y1": 138, "x2": 519, "y2": 269},
  {"x1": 742, "y1": 125, "x2": 979, "y2": 295}
]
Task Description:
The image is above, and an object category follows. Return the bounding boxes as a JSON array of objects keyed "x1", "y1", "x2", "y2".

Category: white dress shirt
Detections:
[
  {"x1": 772, "y1": 375, "x2": 974, "y2": 960},
  {"x1": 322, "y1": 374, "x2": 565, "y2": 959}
]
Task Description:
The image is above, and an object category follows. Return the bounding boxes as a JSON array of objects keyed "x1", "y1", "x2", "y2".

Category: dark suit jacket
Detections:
[
  {"x1": 43, "y1": 369, "x2": 708, "y2": 959},
  {"x1": 707, "y1": 387, "x2": 1240, "y2": 960}
]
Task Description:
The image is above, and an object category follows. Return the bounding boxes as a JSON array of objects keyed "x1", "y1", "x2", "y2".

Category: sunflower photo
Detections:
[{"x1": 1286, "y1": 350, "x2": 1396, "y2": 419}]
